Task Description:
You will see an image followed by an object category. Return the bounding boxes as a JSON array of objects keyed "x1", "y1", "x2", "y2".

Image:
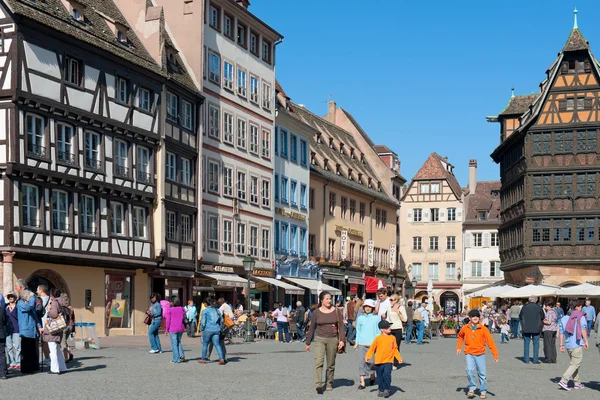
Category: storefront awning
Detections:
[
  {"x1": 253, "y1": 277, "x2": 305, "y2": 295},
  {"x1": 284, "y1": 277, "x2": 342, "y2": 296},
  {"x1": 322, "y1": 273, "x2": 345, "y2": 281},
  {"x1": 348, "y1": 277, "x2": 365, "y2": 285},
  {"x1": 199, "y1": 272, "x2": 255, "y2": 289}
]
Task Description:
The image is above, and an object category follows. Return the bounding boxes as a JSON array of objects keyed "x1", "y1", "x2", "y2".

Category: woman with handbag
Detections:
[
  {"x1": 305, "y1": 291, "x2": 346, "y2": 394},
  {"x1": 44, "y1": 288, "x2": 67, "y2": 375},
  {"x1": 147, "y1": 293, "x2": 163, "y2": 354},
  {"x1": 387, "y1": 295, "x2": 407, "y2": 370}
]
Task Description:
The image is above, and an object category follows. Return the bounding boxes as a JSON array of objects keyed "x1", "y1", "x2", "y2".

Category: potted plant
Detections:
[{"x1": 442, "y1": 318, "x2": 457, "y2": 336}]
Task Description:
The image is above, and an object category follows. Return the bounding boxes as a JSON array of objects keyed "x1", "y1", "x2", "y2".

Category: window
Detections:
[
  {"x1": 447, "y1": 236, "x2": 456, "y2": 250},
  {"x1": 261, "y1": 129, "x2": 271, "y2": 158},
  {"x1": 249, "y1": 124, "x2": 259, "y2": 154},
  {"x1": 166, "y1": 92, "x2": 178, "y2": 121},
  {"x1": 532, "y1": 220, "x2": 550, "y2": 243},
  {"x1": 555, "y1": 131, "x2": 574, "y2": 153},
  {"x1": 349, "y1": 199, "x2": 356, "y2": 221},
  {"x1": 261, "y1": 228, "x2": 270, "y2": 258},
  {"x1": 533, "y1": 175, "x2": 551, "y2": 198},
  {"x1": 237, "y1": 67, "x2": 247, "y2": 97},
  {"x1": 51, "y1": 190, "x2": 68, "y2": 232},
  {"x1": 209, "y1": 4, "x2": 220, "y2": 29},
  {"x1": 280, "y1": 129, "x2": 288, "y2": 157},
  {"x1": 447, "y1": 208, "x2": 456, "y2": 221},
  {"x1": 72, "y1": 8, "x2": 82, "y2": 21},
  {"x1": 166, "y1": 211, "x2": 176, "y2": 241},
  {"x1": 290, "y1": 226, "x2": 298, "y2": 255},
  {"x1": 413, "y1": 208, "x2": 422, "y2": 222},
  {"x1": 290, "y1": 181, "x2": 298, "y2": 206},
  {"x1": 116, "y1": 76, "x2": 128, "y2": 103},
  {"x1": 329, "y1": 192, "x2": 336, "y2": 216},
  {"x1": 180, "y1": 157, "x2": 192, "y2": 186},
  {"x1": 181, "y1": 214, "x2": 192, "y2": 243},
  {"x1": 223, "y1": 13, "x2": 232, "y2": 38},
  {"x1": 139, "y1": 88, "x2": 150, "y2": 111},
  {"x1": 420, "y1": 183, "x2": 430, "y2": 194},
  {"x1": 300, "y1": 228, "x2": 307, "y2": 257},
  {"x1": 491, "y1": 232, "x2": 499, "y2": 247},
  {"x1": 137, "y1": 146, "x2": 150, "y2": 183},
  {"x1": 554, "y1": 174, "x2": 573, "y2": 197},
  {"x1": 430, "y1": 208, "x2": 439, "y2": 222},
  {"x1": 309, "y1": 188, "x2": 315, "y2": 209},
  {"x1": 300, "y1": 140, "x2": 308, "y2": 166},
  {"x1": 376, "y1": 209, "x2": 381, "y2": 228},
  {"x1": 290, "y1": 135, "x2": 297, "y2": 162},
  {"x1": 223, "y1": 220, "x2": 233, "y2": 253},
  {"x1": 250, "y1": 31, "x2": 258, "y2": 55},
  {"x1": 208, "y1": 52, "x2": 220, "y2": 84},
  {"x1": 249, "y1": 226, "x2": 258, "y2": 257},
  {"x1": 490, "y1": 261, "x2": 501, "y2": 277},
  {"x1": 223, "y1": 61, "x2": 234, "y2": 90},
  {"x1": 114, "y1": 140, "x2": 128, "y2": 177},
  {"x1": 237, "y1": 118, "x2": 246, "y2": 148},
  {"x1": 85, "y1": 132, "x2": 101, "y2": 170},
  {"x1": 262, "y1": 179, "x2": 271, "y2": 207},
  {"x1": 56, "y1": 123, "x2": 74, "y2": 164},
  {"x1": 262, "y1": 40, "x2": 272, "y2": 63},
  {"x1": 382, "y1": 210, "x2": 387, "y2": 229},
  {"x1": 208, "y1": 105, "x2": 220, "y2": 139},
  {"x1": 274, "y1": 221, "x2": 280, "y2": 251},
  {"x1": 222, "y1": 112, "x2": 234, "y2": 144},
  {"x1": 250, "y1": 76, "x2": 259, "y2": 103},
  {"x1": 81, "y1": 195, "x2": 96, "y2": 234},
  {"x1": 281, "y1": 223, "x2": 289, "y2": 253},
  {"x1": 360, "y1": 202, "x2": 365, "y2": 224},
  {"x1": 446, "y1": 263, "x2": 456, "y2": 280},
  {"x1": 300, "y1": 184, "x2": 307, "y2": 209},
  {"x1": 430, "y1": 183, "x2": 440, "y2": 193},
  {"x1": 478, "y1": 211, "x2": 487, "y2": 221},
  {"x1": 166, "y1": 152, "x2": 176, "y2": 181},
  {"x1": 250, "y1": 176, "x2": 259, "y2": 204},
  {"x1": 412, "y1": 237, "x2": 422, "y2": 251},
  {"x1": 576, "y1": 173, "x2": 596, "y2": 197},
  {"x1": 471, "y1": 261, "x2": 482, "y2": 277},
  {"x1": 208, "y1": 215, "x2": 219, "y2": 251},
  {"x1": 237, "y1": 22, "x2": 247, "y2": 47},
  {"x1": 429, "y1": 263, "x2": 439, "y2": 280},
  {"x1": 182, "y1": 100, "x2": 193, "y2": 130},
  {"x1": 472, "y1": 233, "x2": 482, "y2": 247},
  {"x1": 412, "y1": 263, "x2": 422, "y2": 281},
  {"x1": 65, "y1": 56, "x2": 80, "y2": 86},
  {"x1": 133, "y1": 207, "x2": 146, "y2": 238},
  {"x1": 26, "y1": 115, "x2": 45, "y2": 157},
  {"x1": 110, "y1": 202, "x2": 125, "y2": 235},
  {"x1": 429, "y1": 236, "x2": 439, "y2": 250},
  {"x1": 281, "y1": 176, "x2": 288, "y2": 203},
  {"x1": 533, "y1": 133, "x2": 551, "y2": 155},
  {"x1": 223, "y1": 166, "x2": 233, "y2": 197},
  {"x1": 208, "y1": 161, "x2": 220, "y2": 194},
  {"x1": 274, "y1": 174, "x2": 279, "y2": 202},
  {"x1": 237, "y1": 171, "x2": 246, "y2": 201},
  {"x1": 553, "y1": 220, "x2": 572, "y2": 242},
  {"x1": 262, "y1": 81, "x2": 271, "y2": 109}
]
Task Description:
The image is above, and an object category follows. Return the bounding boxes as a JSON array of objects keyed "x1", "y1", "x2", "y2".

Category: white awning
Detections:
[
  {"x1": 253, "y1": 277, "x2": 305, "y2": 295},
  {"x1": 284, "y1": 277, "x2": 342, "y2": 296},
  {"x1": 499, "y1": 284, "x2": 560, "y2": 298},
  {"x1": 556, "y1": 283, "x2": 600, "y2": 297},
  {"x1": 199, "y1": 272, "x2": 255, "y2": 288}
]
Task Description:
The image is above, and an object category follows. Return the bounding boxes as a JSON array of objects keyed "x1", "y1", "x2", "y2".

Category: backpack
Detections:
[
  {"x1": 59, "y1": 303, "x2": 71, "y2": 326},
  {"x1": 413, "y1": 309, "x2": 424, "y2": 321}
]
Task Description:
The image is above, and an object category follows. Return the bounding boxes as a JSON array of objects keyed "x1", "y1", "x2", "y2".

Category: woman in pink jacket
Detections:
[{"x1": 165, "y1": 296, "x2": 186, "y2": 363}]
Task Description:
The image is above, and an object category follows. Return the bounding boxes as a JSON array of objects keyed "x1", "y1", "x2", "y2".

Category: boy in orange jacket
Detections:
[
  {"x1": 456, "y1": 309, "x2": 499, "y2": 399},
  {"x1": 365, "y1": 320, "x2": 403, "y2": 398}
]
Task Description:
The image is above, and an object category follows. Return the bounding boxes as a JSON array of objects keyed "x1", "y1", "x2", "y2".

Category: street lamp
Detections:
[
  {"x1": 242, "y1": 255, "x2": 255, "y2": 343},
  {"x1": 411, "y1": 276, "x2": 418, "y2": 298}
]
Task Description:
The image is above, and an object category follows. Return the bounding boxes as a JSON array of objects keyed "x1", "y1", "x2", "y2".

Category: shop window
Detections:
[{"x1": 105, "y1": 274, "x2": 132, "y2": 329}]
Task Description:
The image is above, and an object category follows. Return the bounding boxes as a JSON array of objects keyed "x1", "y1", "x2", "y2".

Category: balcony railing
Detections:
[
  {"x1": 85, "y1": 158, "x2": 103, "y2": 171},
  {"x1": 115, "y1": 165, "x2": 129, "y2": 178},
  {"x1": 58, "y1": 151, "x2": 76, "y2": 165},
  {"x1": 27, "y1": 144, "x2": 46, "y2": 158},
  {"x1": 137, "y1": 170, "x2": 152, "y2": 184}
]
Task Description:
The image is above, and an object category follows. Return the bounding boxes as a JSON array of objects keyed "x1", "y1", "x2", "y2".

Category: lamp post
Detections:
[
  {"x1": 411, "y1": 276, "x2": 418, "y2": 299},
  {"x1": 242, "y1": 255, "x2": 255, "y2": 343}
]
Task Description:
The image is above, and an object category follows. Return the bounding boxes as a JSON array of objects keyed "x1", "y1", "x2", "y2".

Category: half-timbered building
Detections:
[{"x1": 490, "y1": 15, "x2": 600, "y2": 286}]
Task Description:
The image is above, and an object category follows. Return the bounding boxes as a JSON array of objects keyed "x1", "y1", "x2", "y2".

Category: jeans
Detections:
[
  {"x1": 501, "y1": 333, "x2": 509, "y2": 343},
  {"x1": 277, "y1": 321, "x2": 290, "y2": 342},
  {"x1": 466, "y1": 354, "x2": 487, "y2": 393},
  {"x1": 169, "y1": 332, "x2": 184, "y2": 362},
  {"x1": 405, "y1": 321, "x2": 413, "y2": 343},
  {"x1": 587, "y1": 320, "x2": 593, "y2": 334},
  {"x1": 208, "y1": 331, "x2": 227, "y2": 361},
  {"x1": 375, "y1": 362, "x2": 392, "y2": 392},
  {"x1": 147, "y1": 318, "x2": 162, "y2": 352},
  {"x1": 6, "y1": 333, "x2": 21, "y2": 367},
  {"x1": 510, "y1": 318, "x2": 519, "y2": 338},
  {"x1": 296, "y1": 322, "x2": 305, "y2": 340},
  {"x1": 347, "y1": 320, "x2": 355, "y2": 342},
  {"x1": 416, "y1": 321, "x2": 425, "y2": 344},
  {"x1": 523, "y1": 333, "x2": 540, "y2": 363},
  {"x1": 202, "y1": 331, "x2": 224, "y2": 361},
  {"x1": 542, "y1": 331, "x2": 557, "y2": 363}
]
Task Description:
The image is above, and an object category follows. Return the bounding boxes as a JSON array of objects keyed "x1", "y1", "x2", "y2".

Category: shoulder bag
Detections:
[{"x1": 336, "y1": 308, "x2": 346, "y2": 354}]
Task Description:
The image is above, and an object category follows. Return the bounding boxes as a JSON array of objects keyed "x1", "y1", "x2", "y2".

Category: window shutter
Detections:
[
  {"x1": 407, "y1": 208, "x2": 413, "y2": 223},
  {"x1": 464, "y1": 232, "x2": 471, "y2": 248},
  {"x1": 463, "y1": 261, "x2": 471, "y2": 278},
  {"x1": 423, "y1": 209, "x2": 430, "y2": 222},
  {"x1": 482, "y1": 261, "x2": 491, "y2": 277},
  {"x1": 558, "y1": 99, "x2": 567, "y2": 112},
  {"x1": 584, "y1": 98, "x2": 593, "y2": 110},
  {"x1": 483, "y1": 232, "x2": 491, "y2": 248},
  {"x1": 439, "y1": 211, "x2": 446, "y2": 222},
  {"x1": 456, "y1": 207, "x2": 463, "y2": 222}
]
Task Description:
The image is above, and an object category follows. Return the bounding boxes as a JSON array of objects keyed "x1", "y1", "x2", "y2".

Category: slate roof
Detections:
[
  {"x1": 499, "y1": 94, "x2": 539, "y2": 117},
  {"x1": 374, "y1": 144, "x2": 394, "y2": 155},
  {"x1": 161, "y1": 24, "x2": 200, "y2": 94},
  {"x1": 563, "y1": 28, "x2": 589, "y2": 52},
  {"x1": 410, "y1": 152, "x2": 462, "y2": 199},
  {"x1": 464, "y1": 181, "x2": 501, "y2": 223}
]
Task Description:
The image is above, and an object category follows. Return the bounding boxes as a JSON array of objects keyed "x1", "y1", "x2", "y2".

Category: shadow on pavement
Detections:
[
  {"x1": 585, "y1": 381, "x2": 600, "y2": 391},
  {"x1": 333, "y1": 378, "x2": 355, "y2": 388},
  {"x1": 68, "y1": 365, "x2": 107, "y2": 372}
]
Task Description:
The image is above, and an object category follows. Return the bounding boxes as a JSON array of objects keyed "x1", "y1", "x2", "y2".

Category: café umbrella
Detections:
[
  {"x1": 499, "y1": 284, "x2": 560, "y2": 298},
  {"x1": 555, "y1": 283, "x2": 600, "y2": 297}
]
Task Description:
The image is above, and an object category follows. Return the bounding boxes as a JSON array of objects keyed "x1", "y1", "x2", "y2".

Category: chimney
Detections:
[
  {"x1": 327, "y1": 100, "x2": 336, "y2": 123},
  {"x1": 468, "y1": 159, "x2": 477, "y2": 194},
  {"x1": 236, "y1": 0, "x2": 250, "y2": 9}
]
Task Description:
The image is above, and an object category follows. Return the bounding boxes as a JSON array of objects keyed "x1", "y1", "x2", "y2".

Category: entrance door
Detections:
[{"x1": 165, "y1": 286, "x2": 185, "y2": 304}]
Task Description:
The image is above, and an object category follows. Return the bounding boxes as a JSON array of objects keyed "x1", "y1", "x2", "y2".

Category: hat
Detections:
[
  {"x1": 468, "y1": 309, "x2": 481, "y2": 318},
  {"x1": 378, "y1": 320, "x2": 391, "y2": 330},
  {"x1": 363, "y1": 299, "x2": 376, "y2": 309},
  {"x1": 6, "y1": 292, "x2": 16, "y2": 299}
]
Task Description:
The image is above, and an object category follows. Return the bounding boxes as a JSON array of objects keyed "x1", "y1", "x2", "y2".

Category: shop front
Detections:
[
  {"x1": 276, "y1": 259, "x2": 319, "y2": 306},
  {"x1": 196, "y1": 264, "x2": 254, "y2": 309},
  {"x1": 252, "y1": 267, "x2": 304, "y2": 312},
  {"x1": 149, "y1": 268, "x2": 195, "y2": 305}
]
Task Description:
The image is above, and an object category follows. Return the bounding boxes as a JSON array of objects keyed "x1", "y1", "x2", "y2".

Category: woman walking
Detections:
[
  {"x1": 198, "y1": 297, "x2": 225, "y2": 365},
  {"x1": 404, "y1": 301, "x2": 414, "y2": 344},
  {"x1": 305, "y1": 291, "x2": 346, "y2": 395},
  {"x1": 354, "y1": 299, "x2": 379, "y2": 390},
  {"x1": 387, "y1": 295, "x2": 407, "y2": 369},
  {"x1": 5, "y1": 292, "x2": 21, "y2": 370},
  {"x1": 165, "y1": 296, "x2": 186, "y2": 363},
  {"x1": 147, "y1": 293, "x2": 163, "y2": 354},
  {"x1": 44, "y1": 288, "x2": 67, "y2": 375}
]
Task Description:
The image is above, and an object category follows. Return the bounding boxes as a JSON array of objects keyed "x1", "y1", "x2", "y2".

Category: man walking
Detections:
[
  {"x1": 294, "y1": 301, "x2": 306, "y2": 342},
  {"x1": 555, "y1": 302, "x2": 565, "y2": 320},
  {"x1": 415, "y1": 302, "x2": 429, "y2": 345},
  {"x1": 375, "y1": 288, "x2": 391, "y2": 318},
  {"x1": 509, "y1": 301, "x2": 520, "y2": 339},
  {"x1": 542, "y1": 299, "x2": 558, "y2": 363},
  {"x1": 404, "y1": 301, "x2": 414, "y2": 344},
  {"x1": 558, "y1": 300, "x2": 588, "y2": 391},
  {"x1": 519, "y1": 295, "x2": 545, "y2": 364},
  {"x1": 582, "y1": 299, "x2": 596, "y2": 335},
  {"x1": 345, "y1": 294, "x2": 357, "y2": 345}
]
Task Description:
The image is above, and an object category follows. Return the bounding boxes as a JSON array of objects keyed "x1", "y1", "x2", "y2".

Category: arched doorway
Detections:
[
  {"x1": 415, "y1": 291, "x2": 428, "y2": 304},
  {"x1": 25, "y1": 269, "x2": 70, "y2": 299},
  {"x1": 440, "y1": 291, "x2": 459, "y2": 316}
]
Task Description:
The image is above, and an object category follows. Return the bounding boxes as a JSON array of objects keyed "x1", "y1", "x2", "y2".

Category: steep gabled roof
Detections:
[
  {"x1": 499, "y1": 94, "x2": 539, "y2": 117},
  {"x1": 374, "y1": 144, "x2": 395, "y2": 155},
  {"x1": 464, "y1": 181, "x2": 501, "y2": 223},
  {"x1": 410, "y1": 152, "x2": 462, "y2": 199},
  {"x1": 563, "y1": 28, "x2": 589, "y2": 52}
]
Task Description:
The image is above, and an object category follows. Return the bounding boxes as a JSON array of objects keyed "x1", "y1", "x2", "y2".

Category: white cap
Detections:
[{"x1": 363, "y1": 299, "x2": 376, "y2": 308}]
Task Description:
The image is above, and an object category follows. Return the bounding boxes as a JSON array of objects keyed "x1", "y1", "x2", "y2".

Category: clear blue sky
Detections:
[{"x1": 250, "y1": 1, "x2": 599, "y2": 186}]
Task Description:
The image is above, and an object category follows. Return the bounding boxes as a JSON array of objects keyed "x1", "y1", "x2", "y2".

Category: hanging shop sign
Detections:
[
  {"x1": 367, "y1": 240, "x2": 374, "y2": 267},
  {"x1": 340, "y1": 230, "x2": 348, "y2": 260},
  {"x1": 159, "y1": 269, "x2": 195, "y2": 278},
  {"x1": 389, "y1": 244, "x2": 396, "y2": 271},
  {"x1": 335, "y1": 225, "x2": 363, "y2": 238},
  {"x1": 252, "y1": 268, "x2": 275, "y2": 278},
  {"x1": 275, "y1": 207, "x2": 306, "y2": 221}
]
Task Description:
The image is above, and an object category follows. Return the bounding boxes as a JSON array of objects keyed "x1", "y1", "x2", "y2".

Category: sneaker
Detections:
[
  {"x1": 383, "y1": 390, "x2": 390, "y2": 398},
  {"x1": 197, "y1": 360, "x2": 207, "y2": 364},
  {"x1": 574, "y1": 383, "x2": 585, "y2": 390},
  {"x1": 218, "y1": 360, "x2": 226, "y2": 365},
  {"x1": 325, "y1": 385, "x2": 333, "y2": 391},
  {"x1": 558, "y1": 381, "x2": 571, "y2": 391},
  {"x1": 170, "y1": 360, "x2": 180, "y2": 364},
  {"x1": 377, "y1": 391, "x2": 385, "y2": 398},
  {"x1": 180, "y1": 356, "x2": 185, "y2": 361},
  {"x1": 14, "y1": 366, "x2": 20, "y2": 370},
  {"x1": 392, "y1": 366, "x2": 398, "y2": 371},
  {"x1": 149, "y1": 350, "x2": 159, "y2": 354}
]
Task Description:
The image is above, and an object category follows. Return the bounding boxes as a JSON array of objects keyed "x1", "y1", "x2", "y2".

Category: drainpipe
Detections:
[{"x1": 369, "y1": 199, "x2": 376, "y2": 241}]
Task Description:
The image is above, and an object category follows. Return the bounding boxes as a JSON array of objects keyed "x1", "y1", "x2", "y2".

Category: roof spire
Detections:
[
  {"x1": 511, "y1": 87, "x2": 515, "y2": 98},
  {"x1": 573, "y1": 7, "x2": 578, "y2": 29}
]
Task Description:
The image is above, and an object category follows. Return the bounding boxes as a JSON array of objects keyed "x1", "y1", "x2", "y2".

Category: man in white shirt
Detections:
[
  {"x1": 375, "y1": 288, "x2": 391, "y2": 318},
  {"x1": 416, "y1": 303, "x2": 429, "y2": 345},
  {"x1": 218, "y1": 298, "x2": 234, "y2": 318},
  {"x1": 272, "y1": 303, "x2": 290, "y2": 343}
]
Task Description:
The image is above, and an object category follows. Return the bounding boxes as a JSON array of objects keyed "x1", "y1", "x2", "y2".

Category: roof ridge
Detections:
[{"x1": 290, "y1": 101, "x2": 355, "y2": 140}]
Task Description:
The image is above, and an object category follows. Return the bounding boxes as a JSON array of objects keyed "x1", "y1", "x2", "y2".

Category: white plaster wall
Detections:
[{"x1": 23, "y1": 41, "x2": 61, "y2": 79}]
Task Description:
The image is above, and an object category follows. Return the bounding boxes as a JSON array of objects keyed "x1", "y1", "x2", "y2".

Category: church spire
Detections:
[{"x1": 573, "y1": 7, "x2": 578, "y2": 29}]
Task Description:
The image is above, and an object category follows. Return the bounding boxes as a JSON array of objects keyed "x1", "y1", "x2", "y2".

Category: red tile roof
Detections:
[{"x1": 411, "y1": 153, "x2": 462, "y2": 198}]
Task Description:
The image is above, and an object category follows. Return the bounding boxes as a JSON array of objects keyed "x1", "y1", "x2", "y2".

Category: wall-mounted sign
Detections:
[
  {"x1": 335, "y1": 225, "x2": 363, "y2": 238},
  {"x1": 340, "y1": 230, "x2": 348, "y2": 259},
  {"x1": 159, "y1": 269, "x2": 195, "y2": 278},
  {"x1": 367, "y1": 240, "x2": 374, "y2": 267},
  {"x1": 198, "y1": 264, "x2": 244, "y2": 274},
  {"x1": 252, "y1": 268, "x2": 274, "y2": 278},
  {"x1": 275, "y1": 207, "x2": 306, "y2": 221},
  {"x1": 389, "y1": 244, "x2": 396, "y2": 271}
]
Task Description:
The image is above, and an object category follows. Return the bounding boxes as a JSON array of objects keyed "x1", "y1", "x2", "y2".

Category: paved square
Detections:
[{"x1": 1, "y1": 334, "x2": 598, "y2": 399}]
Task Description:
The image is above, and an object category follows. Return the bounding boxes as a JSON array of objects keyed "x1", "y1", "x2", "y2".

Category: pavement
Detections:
[{"x1": 1, "y1": 333, "x2": 599, "y2": 399}]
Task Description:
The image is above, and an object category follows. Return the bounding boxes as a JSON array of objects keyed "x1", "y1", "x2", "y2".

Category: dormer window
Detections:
[
  {"x1": 329, "y1": 138, "x2": 334, "y2": 149},
  {"x1": 350, "y1": 148, "x2": 355, "y2": 159},
  {"x1": 323, "y1": 159, "x2": 329, "y2": 171},
  {"x1": 336, "y1": 164, "x2": 341, "y2": 175},
  {"x1": 360, "y1": 153, "x2": 365, "y2": 164},
  {"x1": 358, "y1": 173, "x2": 363, "y2": 184},
  {"x1": 339, "y1": 143, "x2": 345, "y2": 155},
  {"x1": 72, "y1": 8, "x2": 83, "y2": 21},
  {"x1": 310, "y1": 152, "x2": 316, "y2": 165},
  {"x1": 478, "y1": 211, "x2": 487, "y2": 221},
  {"x1": 377, "y1": 182, "x2": 382, "y2": 192},
  {"x1": 117, "y1": 30, "x2": 128, "y2": 45},
  {"x1": 316, "y1": 133, "x2": 322, "y2": 144},
  {"x1": 368, "y1": 178, "x2": 372, "y2": 189},
  {"x1": 348, "y1": 168, "x2": 353, "y2": 180},
  {"x1": 561, "y1": 59, "x2": 592, "y2": 75},
  {"x1": 491, "y1": 190, "x2": 499, "y2": 199}
]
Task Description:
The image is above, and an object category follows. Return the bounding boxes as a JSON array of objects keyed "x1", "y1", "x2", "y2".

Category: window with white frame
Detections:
[
  {"x1": 52, "y1": 189, "x2": 68, "y2": 232},
  {"x1": 250, "y1": 32, "x2": 258, "y2": 55},
  {"x1": 413, "y1": 208, "x2": 422, "y2": 222},
  {"x1": 430, "y1": 183, "x2": 440, "y2": 193},
  {"x1": 181, "y1": 214, "x2": 192, "y2": 243},
  {"x1": 447, "y1": 207, "x2": 456, "y2": 221},
  {"x1": 262, "y1": 81, "x2": 271, "y2": 109},
  {"x1": 359, "y1": 202, "x2": 365, "y2": 223},
  {"x1": 412, "y1": 263, "x2": 422, "y2": 280},
  {"x1": 249, "y1": 124, "x2": 259, "y2": 154},
  {"x1": 300, "y1": 140, "x2": 307, "y2": 166},
  {"x1": 56, "y1": 123, "x2": 74, "y2": 164},
  {"x1": 236, "y1": 222, "x2": 246, "y2": 254},
  {"x1": 208, "y1": 160, "x2": 219, "y2": 194},
  {"x1": 182, "y1": 100, "x2": 193, "y2": 130},
  {"x1": 223, "y1": 13, "x2": 232, "y2": 37},
  {"x1": 111, "y1": 202, "x2": 125, "y2": 235},
  {"x1": 429, "y1": 236, "x2": 439, "y2": 250},
  {"x1": 237, "y1": 67, "x2": 247, "y2": 97},
  {"x1": 114, "y1": 140, "x2": 128, "y2": 177},
  {"x1": 290, "y1": 226, "x2": 298, "y2": 255},
  {"x1": 81, "y1": 195, "x2": 96, "y2": 234},
  {"x1": 429, "y1": 263, "x2": 439, "y2": 280},
  {"x1": 329, "y1": 192, "x2": 336, "y2": 216},
  {"x1": 490, "y1": 261, "x2": 501, "y2": 277},
  {"x1": 139, "y1": 87, "x2": 151, "y2": 112},
  {"x1": 237, "y1": 23, "x2": 246, "y2": 47},
  {"x1": 166, "y1": 152, "x2": 176, "y2": 181},
  {"x1": 117, "y1": 76, "x2": 128, "y2": 103},
  {"x1": 85, "y1": 132, "x2": 101, "y2": 170},
  {"x1": 471, "y1": 261, "x2": 483, "y2": 277},
  {"x1": 208, "y1": 215, "x2": 218, "y2": 251},
  {"x1": 491, "y1": 232, "x2": 499, "y2": 247},
  {"x1": 472, "y1": 233, "x2": 482, "y2": 247},
  {"x1": 65, "y1": 56, "x2": 80, "y2": 86},
  {"x1": 250, "y1": 76, "x2": 259, "y2": 103},
  {"x1": 249, "y1": 226, "x2": 258, "y2": 257},
  {"x1": 263, "y1": 40, "x2": 271, "y2": 63},
  {"x1": 181, "y1": 157, "x2": 192, "y2": 186},
  {"x1": 208, "y1": 105, "x2": 220, "y2": 139},
  {"x1": 349, "y1": 199, "x2": 356, "y2": 221},
  {"x1": 261, "y1": 228, "x2": 270, "y2": 258},
  {"x1": 290, "y1": 181, "x2": 298, "y2": 206},
  {"x1": 133, "y1": 207, "x2": 146, "y2": 238},
  {"x1": 420, "y1": 183, "x2": 430, "y2": 194},
  {"x1": 300, "y1": 184, "x2": 307, "y2": 209},
  {"x1": 262, "y1": 179, "x2": 270, "y2": 207},
  {"x1": 261, "y1": 129, "x2": 271, "y2": 158},
  {"x1": 446, "y1": 263, "x2": 456, "y2": 280},
  {"x1": 250, "y1": 176, "x2": 259, "y2": 204},
  {"x1": 137, "y1": 146, "x2": 150, "y2": 183},
  {"x1": 447, "y1": 236, "x2": 456, "y2": 250},
  {"x1": 281, "y1": 177, "x2": 288, "y2": 203},
  {"x1": 208, "y1": 51, "x2": 220, "y2": 84},
  {"x1": 26, "y1": 115, "x2": 45, "y2": 157},
  {"x1": 167, "y1": 92, "x2": 178, "y2": 121},
  {"x1": 223, "y1": 112, "x2": 234, "y2": 144},
  {"x1": 413, "y1": 236, "x2": 422, "y2": 250},
  {"x1": 223, "y1": 61, "x2": 234, "y2": 90},
  {"x1": 223, "y1": 166, "x2": 233, "y2": 196},
  {"x1": 237, "y1": 171, "x2": 246, "y2": 201},
  {"x1": 430, "y1": 208, "x2": 439, "y2": 222},
  {"x1": 209, "y1": 5, "x2": 219, "y2": 29},
  {"x1": 237, "y1": 118, "x2": 246, "y2": 148},
  {"x1": 167, "y1": 211, "x2": 176, "y2": 241},
  {"x1": 281, "y1": 223, "x2": 289, "y2": 252},
  {"x1": 300, "y1": 228, "x2": 307, "y2": 256}
]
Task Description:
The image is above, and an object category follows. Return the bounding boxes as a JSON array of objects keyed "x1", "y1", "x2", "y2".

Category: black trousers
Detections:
[
  {"x1": 0, "y1": 339, "x2": 6, "y2": 377},
  {"x1": 391, "y1": 328, "x2": 402, "y2": 367},
  {"x1": 20, "y1": 337, "x2": 39, "y2": 373},
  {"x1": 542, "y1": 330, "x2": 557, "y2": 363}
]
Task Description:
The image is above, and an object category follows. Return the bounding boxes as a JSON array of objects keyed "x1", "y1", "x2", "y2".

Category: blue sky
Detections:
[{"x1": 250, "y1": 1, "x2": 599, "y2": 186}]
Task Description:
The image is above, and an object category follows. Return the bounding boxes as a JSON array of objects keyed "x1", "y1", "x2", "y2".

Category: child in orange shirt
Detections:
[{"x1": 365, "y1": 320, "x2": 403, "y2": 398}]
